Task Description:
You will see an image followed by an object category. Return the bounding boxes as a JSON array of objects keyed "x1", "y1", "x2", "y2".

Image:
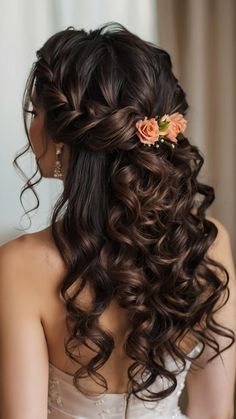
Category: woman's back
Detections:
[
  {"x1": 16, "y1": 226, "x2": 202, "y2": 418},
  {"x1": 31, "y1": 225, "x2": 199, "y2": 394},
  {"x1": 0, "y1": 206, "x2": 235, "y2": 419}
]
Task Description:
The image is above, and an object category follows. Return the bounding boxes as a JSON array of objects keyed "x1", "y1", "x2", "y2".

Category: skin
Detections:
[{"x1": 0, "y1": 215, "x2": 235, "y2": 419}]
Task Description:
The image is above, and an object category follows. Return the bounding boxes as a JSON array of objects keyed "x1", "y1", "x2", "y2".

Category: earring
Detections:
[{"x1": 53, "y1": 148, "x2": 63, "y2": 179}]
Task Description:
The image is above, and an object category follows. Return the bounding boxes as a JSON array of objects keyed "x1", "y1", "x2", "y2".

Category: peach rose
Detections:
[
  {"x1": 159, "y1": 112, "x2": 187, "y2": 142},
  {"x1": 135, "y1": 116, "x2": 160, "y2": 145}
]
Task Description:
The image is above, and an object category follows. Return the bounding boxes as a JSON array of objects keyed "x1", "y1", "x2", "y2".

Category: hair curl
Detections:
[{"x1": 14, "y1": 21, "x2": 235, "y2": 417}]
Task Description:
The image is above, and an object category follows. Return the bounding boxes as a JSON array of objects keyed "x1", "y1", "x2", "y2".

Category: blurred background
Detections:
[{"x1": 0, "y1": 0, "x2": 235, "y2": 412}]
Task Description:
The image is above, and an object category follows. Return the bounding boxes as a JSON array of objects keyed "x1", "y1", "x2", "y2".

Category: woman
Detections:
[{"x1": 0, "y1": 22, "x2": 235, "y2": 419}]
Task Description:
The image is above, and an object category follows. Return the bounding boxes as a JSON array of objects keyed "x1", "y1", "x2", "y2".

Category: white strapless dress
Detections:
[{"x1": 47, "y1": 343, "x2": 202, "y2": 418}]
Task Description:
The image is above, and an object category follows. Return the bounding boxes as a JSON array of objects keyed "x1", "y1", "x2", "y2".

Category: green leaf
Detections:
[{"x1": 159, "y1": 120, "x2": 169, "y2": 130}]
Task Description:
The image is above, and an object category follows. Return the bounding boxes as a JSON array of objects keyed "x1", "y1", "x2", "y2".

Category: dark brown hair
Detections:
[{"x1": 14, "y1": 21, "x2": 235, "y2": 416}]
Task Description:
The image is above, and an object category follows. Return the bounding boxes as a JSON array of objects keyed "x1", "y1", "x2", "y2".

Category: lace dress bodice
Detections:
[{"x1": 47, "y1": 343, "x2": 202, "y2": 418}]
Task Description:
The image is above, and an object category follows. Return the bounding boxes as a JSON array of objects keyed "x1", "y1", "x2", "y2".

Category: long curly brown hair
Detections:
[{"x1": 14, "y1": 21, "x2": 235, "y2": 416}]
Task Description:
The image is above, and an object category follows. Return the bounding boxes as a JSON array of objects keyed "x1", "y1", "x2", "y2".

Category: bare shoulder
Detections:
[
  {"x1": 1, "y1": 225, "x2": 65, "y2": 272},
  {"x1": 205, "y1": 215, "x2": 235, "y2": 278},
  {"x1": 0, "y1": 233, "x2": 30, "y2": 277},
  {"x1": 185, "y1": 216, "x2": 236, "y2": 418},
  {"x1": 0, "y1": 233, "x2": 42, "y2": 319},
  {"x1": 0, "y1": 227, "x2": 50, "y2": 274},
  {"x1": 205, "y1": 214, "x2": 229, "y2": 238},
  {"x1": 0, "y1": 232, "x2": 51, "y2": 418},
  {"x1": 0, "y1": 226, "x2": 66, "y2": 318},
  {"x1": 0, "y1": 226, "x2": 51, "y2": 254}
]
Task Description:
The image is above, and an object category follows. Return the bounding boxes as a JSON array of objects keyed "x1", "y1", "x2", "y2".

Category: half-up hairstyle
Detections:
[{"x1": 14, "y1": 21, "x2": 235, "y2": 417}]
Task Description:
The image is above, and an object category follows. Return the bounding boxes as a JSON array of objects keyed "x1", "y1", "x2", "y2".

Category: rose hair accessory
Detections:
[{"x1": 135, "y1": 112, "x2": 187, "y2": 148}]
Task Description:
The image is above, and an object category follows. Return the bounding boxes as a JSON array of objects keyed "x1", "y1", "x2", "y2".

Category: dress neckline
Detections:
[
  {"x1": 48, "y1": 341, "x2": 203, "y2": 393},
  {"x1": 48, "y1": 361, "x2": 130, "y2": 396}
]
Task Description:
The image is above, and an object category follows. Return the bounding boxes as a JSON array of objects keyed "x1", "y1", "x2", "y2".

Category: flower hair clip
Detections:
[{"x1": 135, "y1": 112, "x2": 187, "y2": 148}]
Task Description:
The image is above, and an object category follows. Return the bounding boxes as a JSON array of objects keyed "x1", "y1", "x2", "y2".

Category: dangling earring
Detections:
[{"x1": 53, "y1": 147, "x2": 63, "y2": 179}]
